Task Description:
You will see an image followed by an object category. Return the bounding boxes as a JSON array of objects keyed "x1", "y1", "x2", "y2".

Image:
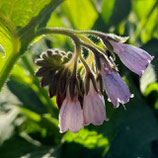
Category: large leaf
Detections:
[
  {"x1": 0, "y1": 134, "x2": 56, "y2": 158},
  {"x1": 0, "y1": 0, "x2": 60, "y2": 28},
  {"x1": 7, "y1": 77, "x2": 47, "y2": 114},
  {"x1": 64, "y1": 129, "x2": 109, "y2": 149},
  {"x1": 61, "y1": 0, "x2": 98, "y2": 30},
  {"x1": 132, "y1": 0, "x2": 156, "y2": 19},
  {"x1": 132, "y1": 0, "x2": 158, "y2": 43},
  {"x1": 0, "y1": 0, "x2": 64, "y2": 91}
]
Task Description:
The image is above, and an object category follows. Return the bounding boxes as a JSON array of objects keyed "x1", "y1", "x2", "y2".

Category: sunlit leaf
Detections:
[
  {"x1": 7, "y1": 77, "x2": 47, "y2": 114},
  {"x1": 0, "y1": 134, "x2": 55, "y2": 158},
  {"x1": 132, "y1": 0, "x2": 158, "y2": 43},
  {"x1": 64, "y1": 129, "x2": 109, "y2": 149},
  {"x1": 0, "y1": 0, "x2": 54, "y2": 27},
  {"x1": 132, "y1": 0, "x2": 155, "y2": 19},
  {"x1": 61, "y1": 0, "x2": 98, "y2": 30}
]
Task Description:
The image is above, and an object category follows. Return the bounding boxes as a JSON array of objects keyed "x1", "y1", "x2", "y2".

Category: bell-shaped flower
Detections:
[
  {"x1": 83, "y1": 81, "x2": 109, "y2": 126},
  {"x1": 59, "y1": 87, "x2": 83, "y2": 133},
  {"x1": 100, "y1": 63, "x2": 133, "y2": 108},
  {"x1": 109, "y1": 40, "x2": 154, "y2": 76}
]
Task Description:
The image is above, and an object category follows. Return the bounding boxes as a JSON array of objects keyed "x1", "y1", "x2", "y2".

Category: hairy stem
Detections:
[{"x1": 37, "y1": 28, "x2": 96, "y2": 74}]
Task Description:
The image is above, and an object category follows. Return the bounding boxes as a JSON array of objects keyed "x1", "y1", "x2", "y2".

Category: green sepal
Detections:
[
  {"x1": 48, "y1": 69, "x2": 63, "y2": 98},
  {"x1": 59, "y1": 69, "x2": 71, "y2": 98},
  {"x1": 97, "y1": 73, "x2": 104, "y2": 94},
  {"x1": 40, "y1": 71, "x2": 52, "y2": 87},
  {"x1": 94, "y1": 53, "x2": 102, "y2": 71},
  {"x1": 35, "y1": 67, "x2": 50, "y2": 77},
  {"x1": 102, "y1": 34, "x2": 129, "y2": 43},
  {"x1": 102, "y1": 38, "x2": 113, "y2": 51},
  {"x1": 69, "y1": 76, "x2": 77, "y2": 100},
  {"x1": 85, "y1": 73, "x2": 98, "y2": 95}
]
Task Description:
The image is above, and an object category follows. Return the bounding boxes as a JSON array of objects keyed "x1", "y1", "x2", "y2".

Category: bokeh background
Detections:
[{"x1": 0, "y1": 0, "x2": 158, "y2": 157}]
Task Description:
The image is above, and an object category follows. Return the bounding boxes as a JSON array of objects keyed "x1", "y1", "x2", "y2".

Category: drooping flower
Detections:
[
  {"x1": 109, "y1": 40, "x2": 154, "y2": 76},
  {"x1": 83, "y1": 81, "x2": 109, "y2": 126},
  {"x1": 100, "y1": 63, "x2": 133, "y2": 108},
  {"x1": 59, "y1": 87, "x2": 83, "y2": 133}
]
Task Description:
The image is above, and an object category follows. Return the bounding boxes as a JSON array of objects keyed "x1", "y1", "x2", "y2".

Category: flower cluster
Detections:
[{"x1": 35, "y1": 29, "x2": 154, "y2": 133}]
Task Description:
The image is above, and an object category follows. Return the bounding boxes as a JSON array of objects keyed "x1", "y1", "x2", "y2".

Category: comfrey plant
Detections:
[{"x1": 35, "y1": 28, "x2": 154, "y2": 133}]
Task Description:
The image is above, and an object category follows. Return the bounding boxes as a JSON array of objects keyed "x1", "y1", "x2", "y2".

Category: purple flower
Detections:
[
  {"x1": 83, "y1": 81, "x2": 109, "y2": 126},
  {"x1": 101, "y1": 64, "x2": 133, "y2": 108},
  {"x1": 59, "y1": 88, "x2": 83, "y2": 133},
  {"x1": 109, "y1": 40, "x2": 154, "y2": 76}
]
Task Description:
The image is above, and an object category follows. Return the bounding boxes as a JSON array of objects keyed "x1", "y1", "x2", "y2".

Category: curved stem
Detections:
[
  {"x1": 37, "y1": 27, "x2": 81, "y2": 68},
  {"x1": 36, "y1": 27, "x2": 94, "y2": 73},
  {"x1": 79, "y1": 54, "x2": 91, "y2": 73},
  {"x1": 73, "y1": 30, "x2": 106, "y2": 37},
  {"x1": 36, "y1": 27, "x2": 106, "y2": 63},
  {"x1": 37, "y1": 27, "x2": 78, "y2": 43}
]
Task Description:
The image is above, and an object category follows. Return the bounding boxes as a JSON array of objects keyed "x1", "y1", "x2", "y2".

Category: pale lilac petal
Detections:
[
  {"x1": 68, "y1": 100, "x2": 83, "y2": 133},
  {"x1": 101, "y1": 70, "x2": 132, "y2": 108},
  {"x1": 83, "y1": 82, "x2": 108, "y2": 126},
  {"x1": 59, "y1": 89, "x2": 83, "y2": 133},
  {"x1": 109, "y1": 41, "x2": 154, "y2": 76},
  {"x1": 59, "y1": 100, "x2": 70, "y2": 133}
]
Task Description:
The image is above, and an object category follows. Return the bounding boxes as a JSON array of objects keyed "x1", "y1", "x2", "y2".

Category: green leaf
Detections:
[
  {"x1": 0, "y1": 0, "x2": 57, "y2": 28},
  {"x1": 141, "y1": 6, "x2": 158, "y2": 43},
  {"x1": 0, "y1": 17, "x2": 15, "y2": 56},
  {"x1": 0, "y1": 0, "x2": 64, "y2": 91},
  {"x1": 61, "y1": 0, "x2": 98, "y2": 30},
  {"x1": 0, "y1": 10, "x2": 20, "y2": 90},
  {"x1": 131, "y1": 1, "x2": 158, "y2": 43},
  {"x1": 7, "y1": 77, "x2": 47, "y2": 114},
  {"x1": 18, "y1": 0, "x2": 65, "y2": 54},
  {"x1": 0, "y1": 134, "x2": 56, "y2": 158},
  {"x1": 64, "y1": 129, "x2": 109, "y2": 149},
  {"x1": 132, "y1": 0, "x2": 156, "y2": 20}
]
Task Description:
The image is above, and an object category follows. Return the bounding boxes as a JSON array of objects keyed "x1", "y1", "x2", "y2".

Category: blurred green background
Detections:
[{"x1": 0, "y1": 0, "x2": 158, "y2": 157}]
